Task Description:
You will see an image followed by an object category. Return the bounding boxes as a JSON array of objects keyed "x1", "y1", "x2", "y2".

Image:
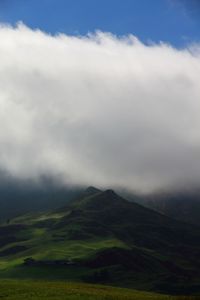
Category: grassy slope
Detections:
[
  {"x1": 0, "y1": 279, "x2": 195, "y2": 300},
  {"x1": 0, "y1": 190, "x2": 130, "y2": 274},
  {"x1": 0, "y1": 208, "x2": 126, "y2": 281}
]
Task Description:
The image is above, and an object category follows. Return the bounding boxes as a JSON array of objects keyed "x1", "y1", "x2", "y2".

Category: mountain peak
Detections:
[{"x1": 84, "y1": 186, "x2": 101, "y2": 196}]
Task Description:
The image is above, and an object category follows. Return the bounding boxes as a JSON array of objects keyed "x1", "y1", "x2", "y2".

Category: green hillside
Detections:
[{"x1": 0, "y1": 188, "x2": 200, "y2": 295}]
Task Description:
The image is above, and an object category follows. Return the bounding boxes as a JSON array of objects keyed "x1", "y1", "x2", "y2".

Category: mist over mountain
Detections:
[
  {"x1": 0, "y1": 171, "x2": 82, "y2": 221},
  {"x1": 132, "y1": 189, "x2": 200, "y2": 226},
  {"x1": 1, "y1": 168, "x2": 200, "y2": 228}
]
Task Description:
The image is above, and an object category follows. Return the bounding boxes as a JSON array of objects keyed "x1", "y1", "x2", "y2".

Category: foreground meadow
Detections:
[{"x1": 0, "y1": 280, "x2": 198, "y2": 300}]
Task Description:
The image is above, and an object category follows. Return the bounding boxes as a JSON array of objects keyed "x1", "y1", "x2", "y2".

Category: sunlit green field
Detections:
[{"x1": 0, "y1": 280, "x2": 198, "y2": 300}]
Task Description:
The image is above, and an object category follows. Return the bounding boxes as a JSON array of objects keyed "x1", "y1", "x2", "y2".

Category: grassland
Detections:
[{"x1": 0, "y1": 279, "x2": 198, "y2": 300}]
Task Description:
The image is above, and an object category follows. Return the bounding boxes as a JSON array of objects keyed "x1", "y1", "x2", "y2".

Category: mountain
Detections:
[
  {"x1": 0, "y1": 187, "x2": 200, "y2": 295},
  {"x1": 56, "y1": 189, "x2": 200, "y2": 249}
]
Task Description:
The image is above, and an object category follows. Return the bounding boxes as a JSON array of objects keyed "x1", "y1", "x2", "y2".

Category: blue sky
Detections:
[{"x1": 0, "y1": 0, "x2": 199, "y2": 47}]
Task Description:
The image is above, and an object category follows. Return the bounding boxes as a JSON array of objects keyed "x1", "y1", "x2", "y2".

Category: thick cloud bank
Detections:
[{"x1": 0, "y1": 23, "x2": 200, "y2": 192}]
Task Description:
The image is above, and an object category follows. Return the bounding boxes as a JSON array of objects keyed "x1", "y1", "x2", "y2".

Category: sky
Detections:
[
  {"x1": 0, "y1": 0, "x2": 199, "y2": 47},
  {"x1": 0, "y1": 1, "x2": 200, "y2": 193}
]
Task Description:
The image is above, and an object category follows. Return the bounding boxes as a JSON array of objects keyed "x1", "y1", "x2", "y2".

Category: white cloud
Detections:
[{"x1": 0, "y1": 23, "x2": 200, "y2": 192}]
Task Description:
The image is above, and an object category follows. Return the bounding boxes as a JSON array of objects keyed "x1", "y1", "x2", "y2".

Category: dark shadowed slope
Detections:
[{"x1": 56, "y1": 189, "x2": 200, "y2": 249}]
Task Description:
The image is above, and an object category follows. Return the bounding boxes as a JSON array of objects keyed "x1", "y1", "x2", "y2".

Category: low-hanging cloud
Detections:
[{"x1": 0, "y1": 23, "x2": 200, "y2": 192}]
